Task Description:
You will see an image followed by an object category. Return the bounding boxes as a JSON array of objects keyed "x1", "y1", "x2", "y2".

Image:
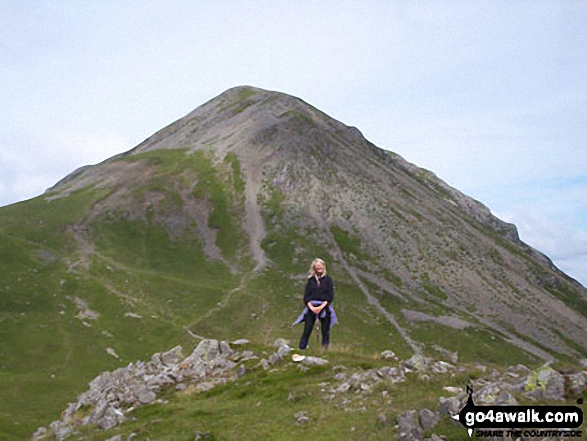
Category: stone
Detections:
[
  {"x1": 32, "y1": 426, "x2": 48, "y2": 440},
  {"x1": 524, "y1": 364, "x2": 565, "y2": 400},
  {"x1": 301, "y1": 356, "x2": 328, "y2": 366},
  {"x1": 295, "y1": 411, "x2": 310, "y2": 424},
  {"x1": 494, "y1": 390, "x2": 518, "y2": 405},
  {"x1": 418, "y1": 408, "x2": 439, "y2": 431},
  {"x1": 380, "y1": 350, "x2": 397, "y2": 360},
  {"x1": 404, "y1": 354, "x2": 433, "y2": 372},
  {"x1": 273, "y1": 338, "x2": 290, "y2": 347},
  {"x1": 566, "y1": 371, "x2": 587, "y2": 398},
  {"x1": 106, "y1": 347, "x2": 119, "y2": 359},
  {"x1": 194, "y1": 430, "x2": 211, "y2": 440},
  {"x1": 430, "y1": 361, "x2": 455, "y2": 374},
  {"x1": 160, "y1": 345, "x2": 183, "y2": 365},
  {"x1": 397, "y1": 410, "x2": 424, "y2": 441},
  {"x1": 442, "y1": 386, "x2": 462, "y2": 395},
  {"x1": 438, "y1": 396, "x2": 461, "y2": 416},
  {"x1": 336, "y1": 382, "x2": 351, "y2": 393},
  {"x1": 268, "y1": 353, "x2": 282, "y2": 365},
  {"x1": 277, "y1": 344, "x2": 293, "y2": 357},
  {"x1": 231, "y1": 339, "x2": 249, "y2": 345},
  {"x1": 219, "y1": 340, "x2": 233, "y2": 355},
  {"x1": 135, "y1": 385, "x2": 157, "y2": 404}
]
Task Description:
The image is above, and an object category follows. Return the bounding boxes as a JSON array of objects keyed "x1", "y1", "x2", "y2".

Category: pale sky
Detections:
[{"x1": 1, "y1": 1, "x2": 586, "y2": 286}]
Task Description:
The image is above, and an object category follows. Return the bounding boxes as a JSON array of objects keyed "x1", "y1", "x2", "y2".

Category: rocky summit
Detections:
[{"x1": 0, "y1": 86, "x2": 586, "y2": 439}]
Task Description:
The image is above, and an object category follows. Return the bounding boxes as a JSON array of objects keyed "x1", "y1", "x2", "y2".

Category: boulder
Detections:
[
  {"x1": 438, "y1": 396, "x2": 461, "y2": 416},
  {"x1": 524, "y1": 364, "x2": 565, "y2": 400},
  {"x1": 273, "y1": 338, "x2": 290, "y2": 347},
  {"x1": 380, "y1": 350, "x2": 397, "y2": 360},
  {"x1": 418, "y1": 408, "x2": 439, "y2": 431},
  {"x1": 565, "y1": 371, "x2": 587, "y2": 398},
  {"x1": 404, "y1": 354, "x2": 433, "y2": 372},
  {"x1": 301, "y1": 356, "x2": 328, "y2": 366},
  {"x1": 397, "y1": 410, "x2": 424, "y2": 441}
]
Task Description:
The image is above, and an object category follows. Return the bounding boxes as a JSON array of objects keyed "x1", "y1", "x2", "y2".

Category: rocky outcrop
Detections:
[
  {"x1": 33, "y1": 338, "x2": 587, "y2": 441},
  {"x1": 34, "y1": 340, "x2": 249, "y2": 440}
]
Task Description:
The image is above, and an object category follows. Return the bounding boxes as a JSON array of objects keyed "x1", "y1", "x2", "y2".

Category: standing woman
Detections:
[{"x1": 298, "y1": 258, "x2": 335, "y2": 350}]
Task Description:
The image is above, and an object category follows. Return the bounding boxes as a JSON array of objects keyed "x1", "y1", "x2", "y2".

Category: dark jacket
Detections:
[{"x1": 304, "y1": 274, "x2": 334, "y2": 305}]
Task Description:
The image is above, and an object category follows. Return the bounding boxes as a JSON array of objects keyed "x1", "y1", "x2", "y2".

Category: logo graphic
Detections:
[{"x1": 452, "y1": 386, "x2": 584, "y2": 439}]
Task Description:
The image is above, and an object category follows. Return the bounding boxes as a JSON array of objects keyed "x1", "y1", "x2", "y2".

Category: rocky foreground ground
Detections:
[{"x1": 33, "y1": 339, "x2": 587, "y2": 441}]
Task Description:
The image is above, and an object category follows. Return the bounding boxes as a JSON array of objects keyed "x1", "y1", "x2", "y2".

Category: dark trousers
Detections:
[{"x1": 299, "y1": 307, "x2": 331, "y2": 349}]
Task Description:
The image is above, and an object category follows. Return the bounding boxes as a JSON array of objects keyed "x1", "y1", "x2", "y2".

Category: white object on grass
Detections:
[{"x1": 292, "y1": 354, "x2": 306, "y2": 362}]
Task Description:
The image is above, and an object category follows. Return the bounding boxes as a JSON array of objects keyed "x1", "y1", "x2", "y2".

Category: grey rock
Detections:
[
  {"x1": 219, "y1": 340, "x2": 233, "y2": 355},
  {"x1": 49, "y1": 420, "x2": 72, "y2": 441},
  {"x1": 524, "y1": 364, "x2": 565, "y2": 400},
  {"x1": 295, "y1": 410, "x2": 310, "y2": 424},
  {"x1": 268, "y1": 352, "x2": 282, "y2": 365},
  {"x1": 404, "y1": 354, "x2": 433, "y2": 372},
  {"x1": 98, "y1": 406, "x2": 125, "y2": 430},
  {"x1": 438, "y1": 396, "x2": 461, "y2": 416},
  {"x1": 418, "y1": 408, "x2": 439, "y2": 431},
  {"x1": 273, "y1": 338, "x2": 290, "y2": 347},
  {"x1": 494, "y1": 390, "x2": 518, "y2": 405},
  {"x1": 194, "y1": 430, "x2": 211, "y2": 440},
  {"x1": 105, "y1": 436, "x2": 123, "y2": 441},
  {"x1": 376, "y1": 366, "x2": 405, "y2": 383},
  {"x1": 430, "y1": 361, "x2": 455, "y2": 374},
  {"x1": 475, "y1": 383, "x2": 503, "y2": 404},
  {"x1": 231, "y1": 339, "x2": 250, "y2": 345},
  {"x1": 380, "y1": 350, "x2": 397, "y2": 360},
  {"x1": 277, "y1": 344, "x2": 293, "y2": 357},
  {"x1": 302, "y1": 356, "x2": 328, "y2": 366},
  {"x1": 397, "y1": 410, "x2": 424, "y2": 441},
  {"x1": 32, "y1": 426, "x2": 48, "y2": 440},
  {"x1": 160, "y1": 345, "x2": 183, "y2": 365},
  {"x1": 135, "y1": 385, "x2": 157, "y2": 404},
  {"x1": 336, "y1": 382, "x2": 351, "y2": 393},
  {"x1": 566, "y1": 371, "x2": 587, "y2": 398},
  {"x1": 377, "y1": 413, "x2": 389, "y2": 425}
]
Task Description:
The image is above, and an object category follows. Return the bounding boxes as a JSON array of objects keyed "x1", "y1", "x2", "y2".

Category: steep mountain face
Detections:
[
  {"x1": 49, "y1": 85, "x2": 587, "y2": 359},
  {"x1": 1, "y1": 86, "x2": 586, "y2": 437}
]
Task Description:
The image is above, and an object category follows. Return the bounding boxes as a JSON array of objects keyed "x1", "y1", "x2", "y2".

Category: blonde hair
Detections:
[{"x1": 308, "y1": 258, "x2": 327, "y2": 278}]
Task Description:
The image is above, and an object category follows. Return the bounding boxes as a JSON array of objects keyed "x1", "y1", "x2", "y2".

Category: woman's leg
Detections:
[
  {"x1": 299, "y1": 311, "x2": 316, "y2": 349},
  {"x1": 320, "y1": 308, "x2": 331, "y2": 348}
]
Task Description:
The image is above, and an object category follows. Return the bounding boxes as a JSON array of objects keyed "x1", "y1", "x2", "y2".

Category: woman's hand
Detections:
[
  {"x1": 311, "y1": 301, "x2": 328, "y2": 314},
  {"x1": 307, "y1": 302, "x2": 321, "y2": 314}
]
